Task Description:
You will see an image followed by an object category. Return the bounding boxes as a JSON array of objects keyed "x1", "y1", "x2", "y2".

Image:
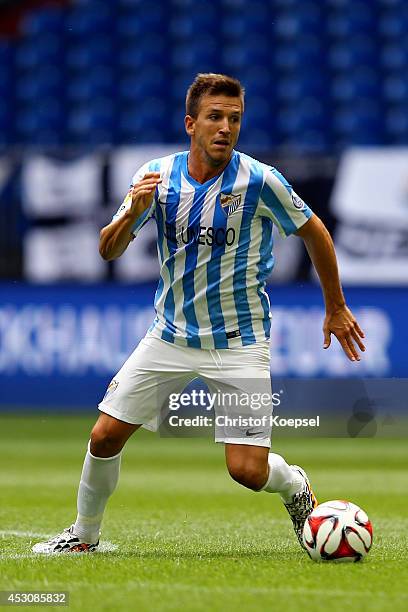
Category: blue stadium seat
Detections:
[
  {"x1": 67, "y1": 69, "x2": 115, "y2": 103},
  {"x1": 386, "y1": 108, "x2": 408, "y2": 143},
  {"x1": 170, "y1": 72, "x2": 198, "y2": 104},
  {"x1": 1, "y1": 0, "x2": 407, "y2": 149},
  {"x1": 383, "y1": 76, "x2": 408, "y2": 102},
  {"x1": 172, "y1": 38, "x2": 218, "y2": 70},
  {"x1": 66, "y1": 39, "x2": 115, "y2": 70},
  {"x1": 329, "y1": 37, "x2": 377, "y2": 70},
  {"x1": 16, "y1": 68, "x2": 63, "y2": 102},
  {"x1": 331, "y1": 69, "x2": 381, "y2": 102},
  {"x1": 0, "y1": 39, "x2": 13, "y2": 65},
  {"x1": 277, "y1": 101, "x2": 329, "y2": 137},
  {"x1": 277, "y1": 70, "x2": 327, "y2": 100},
  {"x1": 118, "y1": 99, "x2": 168, "y2": 143},
  {"x1": 0, "y1": 40, "x2": 13, "y2": 91},
  {"x1": 223, "y1": 37, "x2": 269, "y2": 71},
  {"x1": 0, "y1": 102, "x2": 12, "y2": 145},
  {"x1": 381, "y1": 44, "x2": 408, "y2": 69},
  {"x1": 118, "y1": 67, "x2": 167, "y2": 100},
  {"x1": 170, "y1": 3, "x2": 217, "y2": 36},
  {"x1": 67, "y1": 99, "x2": 115, "y2": 145},
  {"x1": 66, "y1": 6, "x2": 113, "y2": 37},
  {"x1": 116, "y1": 12, "x2": 143, "y2": 39},
  {"x1": 223, "y1": 2, "x2": 270, "y2": 36},
  {"x1": 118, "y1": 37, "x2": 168, "y2": 69},
  {"x1": 379, "y1": 8, "x2": 408, "y2": 39},
  {"x1": 239, "y1": 128, "x2": 276, "y2": 149},
  {"x1": 274, "y1": 37, "x2": 323, "y2": 71},
  {"x1": 333, "y1": 103, "x2": 384, "y2": 145},
  {"x1": 16, "y1": 100, "x2": 64, "y2": 145},
  {"x1": 274, "y1": 5, "x2": 323, "y2": 39},
  {"x1": 19, "y1": 7, "x2": 66, "y2": 37},
  {"x1": 15, "y1": 36, "x2": 63, "y2": 69},
  {"x1": 327, "y1": 4, "x2": 377, "y2": 38},
  {"x1": 240, "y1": 67, "x2": 273, "y2": 97}
]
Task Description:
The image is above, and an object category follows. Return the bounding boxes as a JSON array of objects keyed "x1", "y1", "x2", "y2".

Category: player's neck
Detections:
[{"x1": 187, "y1": 148, "x2": 232, "y2": 184}]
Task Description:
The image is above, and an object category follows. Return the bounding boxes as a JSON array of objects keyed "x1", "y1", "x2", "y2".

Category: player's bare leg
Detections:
[
  {"x1": 225, "y1": 444, "x2": 318, "y2": 548},
  {"x1": 90, "y1": 412, "x2": 140, "y2": 457},
  {"x1": 225, "y1": 444, "x2": 269, "y2": 490},
  {"x1": 33, "y1": 413, "x2": 140, "y2": 554}
]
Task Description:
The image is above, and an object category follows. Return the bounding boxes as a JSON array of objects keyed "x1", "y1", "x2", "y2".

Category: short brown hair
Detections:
[{"x1": 186, "y1": 73, "x2": 245, "y2": 118}]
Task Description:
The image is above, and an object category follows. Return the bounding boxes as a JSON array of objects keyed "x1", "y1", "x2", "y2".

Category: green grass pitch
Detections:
[{"x1": 0, "y1": 415, "x2": 407, "y2": 612}]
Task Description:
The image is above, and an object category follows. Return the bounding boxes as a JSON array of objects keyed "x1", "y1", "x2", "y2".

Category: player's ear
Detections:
[{"x1": 185, "y1": 115, "x2": 195, "y2": 136}]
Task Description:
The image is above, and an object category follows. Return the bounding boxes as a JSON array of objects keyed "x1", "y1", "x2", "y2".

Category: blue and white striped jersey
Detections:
[{"x1": 113, "y1": 150, "x2": 312, "y2": 349}]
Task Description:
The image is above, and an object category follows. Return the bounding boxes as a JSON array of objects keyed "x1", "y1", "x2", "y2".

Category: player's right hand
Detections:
[{"x1": 130, "y1": 172, "x2": 161, "y2": 216}]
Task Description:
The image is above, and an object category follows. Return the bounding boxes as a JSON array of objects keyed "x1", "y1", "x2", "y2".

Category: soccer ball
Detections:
[{"x1": 302, "y1": 500, "x2": 373, "y2": 562}]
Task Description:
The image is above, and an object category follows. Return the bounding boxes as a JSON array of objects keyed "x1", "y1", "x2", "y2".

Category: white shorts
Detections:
[{"x1": 98, "y1": 334, "x2": 273, "y2": 447}]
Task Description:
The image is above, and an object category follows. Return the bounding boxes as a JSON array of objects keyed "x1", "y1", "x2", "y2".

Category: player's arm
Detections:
[
  {"x1": 99, "y1": 172, "x2": 161, "y2": 261},
  {"x1": 296, "y1": 214, "x2": 365, "y2": 361}
]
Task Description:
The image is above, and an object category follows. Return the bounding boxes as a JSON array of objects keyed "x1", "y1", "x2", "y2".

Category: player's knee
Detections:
[
  {"x1": 90, "y1": 424, "x2": 124, "y2": 458},
  {"x1": 227, "y1": 461, "x2": 268, "y2": 491}
]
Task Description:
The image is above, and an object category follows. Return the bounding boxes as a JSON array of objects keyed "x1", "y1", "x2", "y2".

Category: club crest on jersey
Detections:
[{"x1": 220, "y1": 193, "x2": 242, "y2": 217}]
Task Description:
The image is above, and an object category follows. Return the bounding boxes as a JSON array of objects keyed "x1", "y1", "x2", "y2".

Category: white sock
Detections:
[
  {"x1": 73, "y1": 442, "x2": 121, "y2": 544},
  {"x1": 260, "y1": 453, "x2": 304, "y2": 503}
]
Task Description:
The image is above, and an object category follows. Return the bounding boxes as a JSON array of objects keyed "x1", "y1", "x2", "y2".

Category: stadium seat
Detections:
[
  {"x1": 383, "y1": 76, "x2": 408, "y2": 102},
  {"x1": 119, "y1": 67, "x2": 167, "y2": 100},
  {"x1": 119, "y1": 36, "x2": 169, "y2": 68},
  {"x1": 67, "y1": 99, "x2": 116, "y2": 145},
  {"x1": 15, "y1": 36, "x2": 63, "y2": 69},
  {"x1": 329, "y1": 37, "x2": 377, "y2": 70},
  {"x1": 117, "y1": 12, "x2": 143, "y2": 39},
  {"x1": 67, "y1": 69, "x2": 115, "y2": 103},
  {"x1": 333, "y1": 103, "x2": 384, "y2": 145},
  {"x1": 386, "y1": 108, "x2": 408, "y2": 142},
  {"x1": 277, "y1": 74, "x2": 326, "y2": 102},
  {"x1": 66, "y1": 39, "x2": 115, "y2": 70},
  {"x1": 327, "y1": 4, "x2": 377, "y2": 39},
  {"x1": 1, "y1": 0, "x2": 408, "y2": 149},
  {"x1": 16, "y1": 66, "x2": 63, "y2": 100},
  {"x1": 16, "y1": 100, "x2": 64, "y2": 145},
  {"x1": 331, "y1": 69, "x2": 381, "y2": 102},
  {"x1": 172, "y1": 38, "x2": 218, "y2": 71},
  {"x1": 274, "y1": 37, "x2": 323, "y2": 71},
  {"x1": 381, "y1": 44, "x2": 408, "y2": 69},
  {"x1": 19, "y1": 7, "x2": 66, "y2": 37},
  {"x1": 119, "y1": 102, "x2": 168, "y2": 144},
  {"x1": 65, "y1": 6, "x2": 113, "y2": 37},
  {"x1": 379, "y1": 12, "x2": 408, "y2": 38}
]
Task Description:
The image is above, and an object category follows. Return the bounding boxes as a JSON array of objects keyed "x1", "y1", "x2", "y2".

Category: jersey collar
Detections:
[{"x1": 182, "y1": 150, "x2": 236, "y2": 189}]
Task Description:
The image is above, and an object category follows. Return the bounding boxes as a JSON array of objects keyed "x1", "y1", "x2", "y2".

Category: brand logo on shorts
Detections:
[
  {"x1": 103, "y1": 379, "x2": 119, "y2": 400},
  {"x1": 220, "y1": 193, "x2": 242, "y2": 217}
]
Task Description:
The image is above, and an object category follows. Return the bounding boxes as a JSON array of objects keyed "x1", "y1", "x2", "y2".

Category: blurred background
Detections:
[{"x1": 0, "y1": 0, "x2": 407, "y2": 411}]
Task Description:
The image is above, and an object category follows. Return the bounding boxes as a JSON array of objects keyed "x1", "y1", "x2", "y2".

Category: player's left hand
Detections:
[{"x1": 323, "y1": 305, "x2": 366, "y2": 361}]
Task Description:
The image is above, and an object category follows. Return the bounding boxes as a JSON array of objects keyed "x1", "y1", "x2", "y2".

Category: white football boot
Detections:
[
  {"x1": 32, "y1": 525, "x2": 99, "y2": 554},
  {"x1": 283, "y1": 465, "x2": 318, "y2": 549}
]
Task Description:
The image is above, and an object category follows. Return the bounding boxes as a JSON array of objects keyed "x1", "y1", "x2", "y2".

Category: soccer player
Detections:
[{"x1": 33, "y1": 74, "x2": 365, "y2": 554}]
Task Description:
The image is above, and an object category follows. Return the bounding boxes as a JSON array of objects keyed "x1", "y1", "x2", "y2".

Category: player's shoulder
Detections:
[
  {"x1": 131, "y1": 150, "x2": 187, "y2": 183},
  {"x1": 236, "y1": 151, "x2": 291, "y2": 193}
]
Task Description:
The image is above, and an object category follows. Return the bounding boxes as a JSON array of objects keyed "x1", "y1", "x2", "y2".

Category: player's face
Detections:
[{"x1": 186, "y1": 95, "x2": 242, "y2": 166}]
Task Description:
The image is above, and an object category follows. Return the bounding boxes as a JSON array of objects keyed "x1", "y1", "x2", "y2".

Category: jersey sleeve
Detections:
[
  {"x1": 259, "y1": 167, "x2": 313, "y2": 237},
  {"x1": 112, "y1": 161, "x2": 158, "y2": 238}
]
